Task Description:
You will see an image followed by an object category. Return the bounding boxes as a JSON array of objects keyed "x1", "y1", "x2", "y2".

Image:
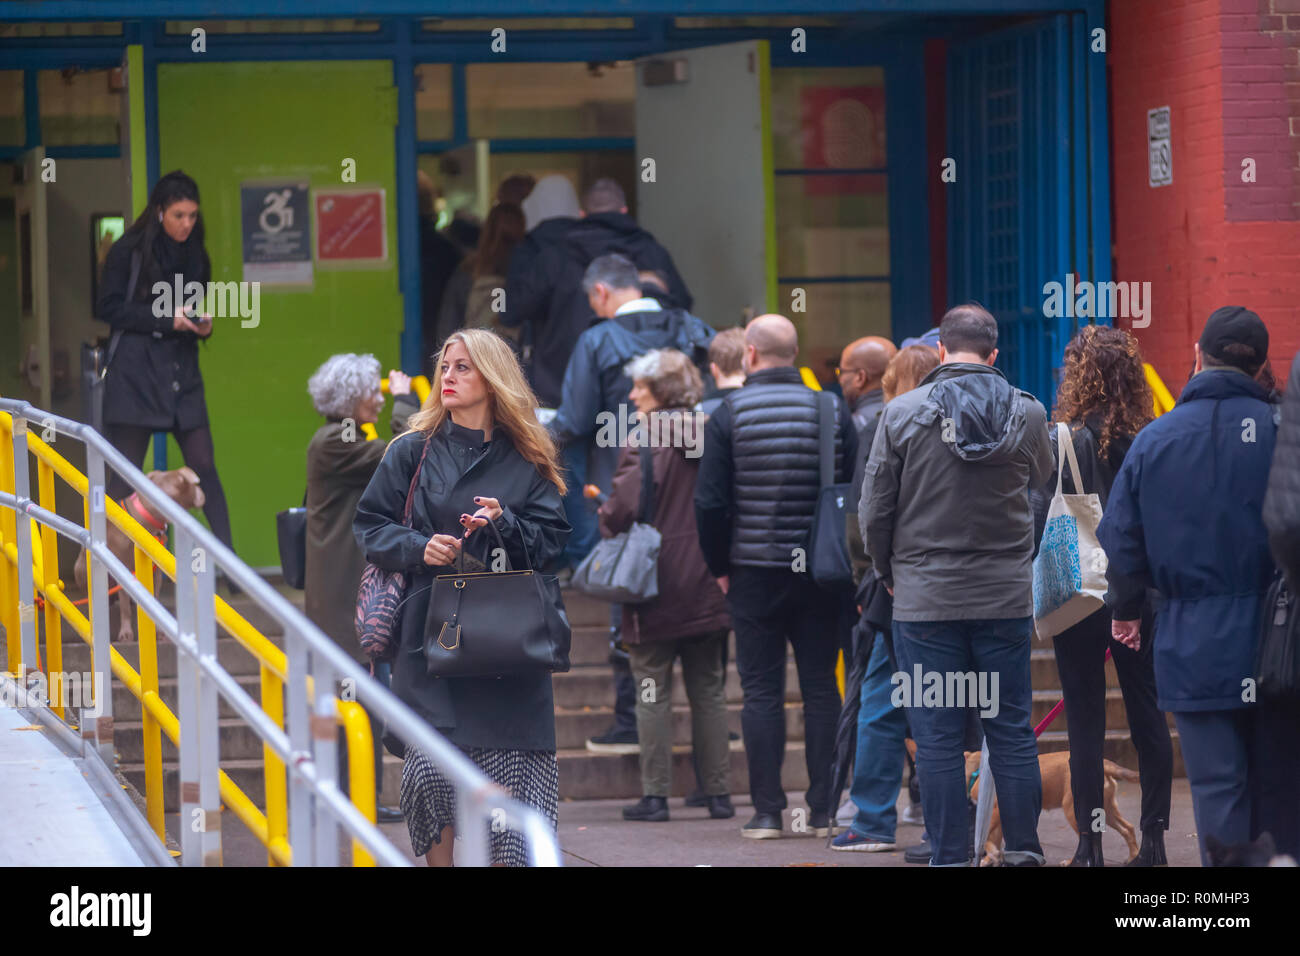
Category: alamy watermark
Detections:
[
  {"x1": 152, "y1": 273, "x2": 261, "y2": 328},
  {"x1": 594, "y1": 406, "x2": 705, "y2": 458},
  {"x1": 1042, "y1": 274, "x2": 1150, "y2": 328},
  {"x1": 891, "y1": 664, "x2": 1000, "y2": 718},
  {"x1": 3, "y1": 670, "x2": 105, "y2": 716}
]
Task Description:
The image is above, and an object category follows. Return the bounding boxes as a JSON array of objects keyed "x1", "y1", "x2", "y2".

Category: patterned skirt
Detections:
[{"x1": 399, "y1": 746, "x2": 559, "y2": 867}]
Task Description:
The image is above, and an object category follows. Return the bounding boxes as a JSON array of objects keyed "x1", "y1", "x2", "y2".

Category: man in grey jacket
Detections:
[{"x1": 860, "y1": 304, "x2": 1053, "y2": 866}]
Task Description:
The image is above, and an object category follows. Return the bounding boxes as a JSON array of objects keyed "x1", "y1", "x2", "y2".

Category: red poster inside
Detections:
[
  {"x1": 799, "y1": 86, "x2": 887, "y2": 195},
  {"x1": 315, "y1": 189, "x2": 386, "y2": 262}
]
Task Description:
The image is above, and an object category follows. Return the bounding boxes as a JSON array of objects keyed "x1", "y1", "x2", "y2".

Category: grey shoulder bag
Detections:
[{"x1": 571, "y1": 447, "x2": 661, "y2": 604}]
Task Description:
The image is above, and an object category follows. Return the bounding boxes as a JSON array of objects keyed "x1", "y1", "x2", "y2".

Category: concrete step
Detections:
[
  {"x1": 553, "y1": 659, "x2": 802, "y2": 709},
  {"x1": 57, "y1": 633, "x2": 279, "y2": 681},
  {"x1": 554, "y1": 702, "x2": 801, "y2": 751},
  {"x1": 1037, "y1": 729, "x2": 1185, "y2": 777},
  {"x1": 558, "y1": 740, "x2": 809, "y2": 801},
  {"x1": 109, "y1": 672, "x2": 264, "y2": 721},
  {"x1": 1029, "y1": 689, "x2": 1179, "y2": 735},
  {"x1": 1030, "y1": 647, "x2": 1121, "y2": 691}
]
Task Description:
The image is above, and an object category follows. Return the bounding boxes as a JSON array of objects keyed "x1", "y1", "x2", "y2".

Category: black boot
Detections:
[
  {"x1": 623, "y1": 796, "x2": 669, "y2": 822},
  {"x1": 1125, "y1": 828, "x2": 1168, "y2": 867},
  {"x1": 1068, "y1": 831, "x2": 1105, "y2": 867}
]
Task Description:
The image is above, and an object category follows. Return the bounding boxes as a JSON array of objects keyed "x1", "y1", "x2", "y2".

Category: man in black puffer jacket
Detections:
[{"x1": 695, "y1": 314, "x2": 857, "y2": 840}]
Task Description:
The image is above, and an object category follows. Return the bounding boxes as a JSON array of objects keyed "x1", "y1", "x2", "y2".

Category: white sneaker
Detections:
[
  {"x1": 901, "y1": 802, "x2": 924, "y2": 826},
  {"x1": 836, "y1": 798, "x2": 857, "y2": 826}
]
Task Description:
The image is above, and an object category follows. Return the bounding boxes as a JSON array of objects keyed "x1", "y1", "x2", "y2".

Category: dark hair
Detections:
[
  {"x1": 939, "y1": 303, "x2": 998, "y2": 359},
  {"x1": 1055, "y1": 324, "x2": 1154, "y2": 458},
  {"x1": 582, "y1": 177, "x2": 626, "y2": 214},
  {"x1": 582, "y1": 253, "x2": 639, "y2": 294},
  {"x1": 473, "y1": 202, "x2": 526, "y2": 278},
  {"x1": 122, "y1": 169, "x2": 208, "y2": 297},
  {"x1": 1203, "y1": 343, "x2": 1266, "y2": 377},
  {"x1": 496, "y1": 173, "x2": 536, "y2": 206}
]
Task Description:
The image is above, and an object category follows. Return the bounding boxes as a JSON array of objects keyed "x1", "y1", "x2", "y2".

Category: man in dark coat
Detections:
[
  {"x1": 1098, "y1": 307, "x2": 1289, "y2": 864},
  {"x1": 695, "y1": 314, "x2": 857, "y2": 840},
  {"x1": 501, "y1": 177, "x2": 692, "y2": 409}
]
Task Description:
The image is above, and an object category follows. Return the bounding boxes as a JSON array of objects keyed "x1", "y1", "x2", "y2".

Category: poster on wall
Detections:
[
  {"x1": 314, "y1": 188, "x2": 387, "y2": 266},
  {"x1": 800, "y1": 85, "x2": 887, "y2": 196},
  {"x1": 240, "y1": 182, "x2": 313, "y2": 285}
]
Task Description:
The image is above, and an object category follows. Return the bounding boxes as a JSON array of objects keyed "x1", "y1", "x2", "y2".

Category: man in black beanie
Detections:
[{"x1": 1099, "y1": 306, "x2": 1294, "y2": 864}]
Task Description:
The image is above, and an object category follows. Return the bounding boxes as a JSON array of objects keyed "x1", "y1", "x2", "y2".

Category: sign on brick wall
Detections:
[{"x1": 1148, "y1": 106, "x2": 1172, "y2": 188}]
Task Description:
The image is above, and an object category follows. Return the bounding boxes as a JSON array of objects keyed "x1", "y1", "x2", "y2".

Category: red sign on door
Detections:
[
  {"x1": 800, "y1": 86, "x2": 886, "y2": 195},
  {"x1": 314, "y1": 189, "x2": 387, "y2": 263}
]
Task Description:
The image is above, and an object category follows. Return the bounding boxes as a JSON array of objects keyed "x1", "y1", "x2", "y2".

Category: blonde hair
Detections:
[
  {"x1": 882, "y1": 345, "x2": 941, "y2": 402},
  {"x1": 408, "y1": 329, "x2": 567, "y2": 495}
]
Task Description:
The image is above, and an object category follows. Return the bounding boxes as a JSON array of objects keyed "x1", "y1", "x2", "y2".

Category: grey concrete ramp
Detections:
[{"x1": 0, "y1": 706, "x2": 148, "y2": 866}]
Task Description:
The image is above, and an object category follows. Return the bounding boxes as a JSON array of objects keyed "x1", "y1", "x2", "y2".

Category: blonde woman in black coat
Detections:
[{"x1": 354, "y1": 329, "x2": 569, "y2": 866}]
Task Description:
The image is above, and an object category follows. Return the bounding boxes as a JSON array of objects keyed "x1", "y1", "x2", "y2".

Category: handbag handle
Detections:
[
  {"x1": 1054, "y1": 422, "x2": 1087, "y2": 497},
  {"x1": 451, "y1": 506, "x2": 535, "y2": 574}
]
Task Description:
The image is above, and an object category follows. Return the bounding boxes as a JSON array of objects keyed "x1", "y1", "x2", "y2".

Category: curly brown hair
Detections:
[{"x1": 1054, "y1": 325, "x2": 1154, "y2": 458}]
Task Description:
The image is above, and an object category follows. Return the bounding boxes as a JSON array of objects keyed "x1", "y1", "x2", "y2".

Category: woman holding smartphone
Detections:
[{"x1": 95, "y1": 170, "x2": 237, "y2": 563}]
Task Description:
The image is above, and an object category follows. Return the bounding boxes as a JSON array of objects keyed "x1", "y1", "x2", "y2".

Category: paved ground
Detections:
[{"x1": 207, "y1": 776, "x2": 1203, "y2": 866}]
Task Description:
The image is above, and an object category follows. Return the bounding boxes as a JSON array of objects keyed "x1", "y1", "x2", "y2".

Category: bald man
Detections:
[
  {"x1": 694, "y1": 313, "x2": 859, "y2": 840},
  {"x1": 839, "y1": 336, "x2": 897, "y2": 433}
]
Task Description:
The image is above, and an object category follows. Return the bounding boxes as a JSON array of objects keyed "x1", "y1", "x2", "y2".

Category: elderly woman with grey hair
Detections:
[
  {"x1": 593, "y1": 348, "x2": 733, "y2": 822},
  {"x1": 305, "y1": 353, "x2": 418, "y2": 823}
]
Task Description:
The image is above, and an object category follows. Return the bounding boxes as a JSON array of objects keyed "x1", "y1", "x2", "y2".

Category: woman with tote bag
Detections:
[{"x1": 1030, "y1": 326, "x2": 1173, "y2": 867}]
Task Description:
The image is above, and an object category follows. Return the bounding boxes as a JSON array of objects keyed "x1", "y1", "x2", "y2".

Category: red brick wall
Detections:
[{"x1": 1109, "y1": 0, "x2": 1300, "y2": 393}]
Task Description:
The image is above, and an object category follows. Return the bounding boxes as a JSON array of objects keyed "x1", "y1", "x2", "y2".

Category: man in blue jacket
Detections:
[{"x1": 1099, "y1": 307, "x2": 1280, "y2": 866}]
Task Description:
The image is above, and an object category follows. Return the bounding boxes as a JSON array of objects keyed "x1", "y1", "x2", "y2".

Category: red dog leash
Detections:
[{"x1": 1033, "y1": 647, "x2": 1113, "y2": 737}]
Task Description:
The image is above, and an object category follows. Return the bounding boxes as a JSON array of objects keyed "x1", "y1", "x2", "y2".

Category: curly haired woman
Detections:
[{"x1": 1032, "y1": 324, "x2": 1173, "y2": 867}]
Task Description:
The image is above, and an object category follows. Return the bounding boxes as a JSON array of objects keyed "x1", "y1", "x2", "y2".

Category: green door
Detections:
[{"x1": 157, "y1": 60, "x2": 403, "y2": 566}]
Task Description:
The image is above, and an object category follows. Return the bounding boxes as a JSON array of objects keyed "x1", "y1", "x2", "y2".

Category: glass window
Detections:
[
  {"x1": 771, "y1": 67, "x2": 886, "y2": 170},
  {"x1": 0, "y1": 71, "x2": 24, "y2": 146},
  {"x1": 39, "y1": 69, "x2": 122, "y2": 146},
  {"x1": 415, "y1": 64, "x2": 453, "y2": 141},
  {"x1": 0, "y1": 22, "x2": 122, "y2": 38},
  {"x1": 775, "y1": 174, "x2": 888, "y2": 278},
  {"x1": 423, "y1": 18, "x2": 634, "y2": 31},
  {"x1": 466, "y1": 62, "x2": 635, "y2": 139},
  {"x1": 165, "y1": 20, "x2": 380, "y2": 34},
  {"x1": 674, "y1": 16, "x2": 851, "y2": 29},
  {"x1": 781, "y1": 281, "x2": 892, "y2": 385}
]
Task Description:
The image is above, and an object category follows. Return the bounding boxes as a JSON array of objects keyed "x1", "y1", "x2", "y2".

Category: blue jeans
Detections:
[
  {"x1": 893, "y1": 617, "x2": 1044, "y2": 866},
  {"x1": 559, "y1": 441, "x2": 599, "y2": 568},
  {"x1": 849, "y1": 631, "x2": 908, "y2": 842}
]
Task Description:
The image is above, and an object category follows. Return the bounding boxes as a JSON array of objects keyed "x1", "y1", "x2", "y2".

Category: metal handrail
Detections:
[{"x1": 0, "y1": 399, "x2": 561, "y2": 867}]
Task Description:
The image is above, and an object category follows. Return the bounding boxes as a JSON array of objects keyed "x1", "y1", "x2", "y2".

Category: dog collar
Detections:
[{"x1": 124, "y1": 491, "x2": 169, "y2": 536}]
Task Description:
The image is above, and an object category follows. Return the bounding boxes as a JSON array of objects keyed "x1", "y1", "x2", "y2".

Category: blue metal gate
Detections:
[{"x1": 947, "y1": 14, "x2": 1107, "y2": 409}]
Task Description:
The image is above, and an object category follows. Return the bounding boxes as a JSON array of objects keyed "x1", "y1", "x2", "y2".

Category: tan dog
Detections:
[
  {"x1": 73, "y1": 468, "x2": 205, "y2": 642},
  {"x1": 965, "y1": 750, "x2": 1140, "y2": 866},
  {"x1": 902, "y1": 739, "x2": 1140, "y2": 866}
]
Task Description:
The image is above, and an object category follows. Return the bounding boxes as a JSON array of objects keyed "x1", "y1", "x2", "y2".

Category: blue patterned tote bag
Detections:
[{"x1": 1032, "y1": 422, "x2": 1108, "y2": 639}]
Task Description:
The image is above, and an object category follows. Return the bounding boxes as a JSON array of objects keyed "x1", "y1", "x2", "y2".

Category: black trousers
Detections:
[
  {"x1": 104, "y1": 422, "x2": 234, "y2": 549},
  {"x1": 1052, "y1": 606, "x2": 1172, "y2": 834},
  {"x1": 728, "y1": 566, "x2": 842, "y2": 815}
]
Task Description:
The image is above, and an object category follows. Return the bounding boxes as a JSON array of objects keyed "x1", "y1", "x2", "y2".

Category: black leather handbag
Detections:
[
  {"x1": 422, "y1": 518, "x2": 571, "y2": 678},
  {"x1": 276, "y1": 490, "x2": 307, "y2": 589},
  {"x1": 1257, "y1": 571, "x2": 1299, "y2": 703}
]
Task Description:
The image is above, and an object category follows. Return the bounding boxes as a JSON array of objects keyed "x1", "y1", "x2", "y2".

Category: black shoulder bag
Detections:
[
  {"x1": 808, "y1": 390, "x2": 854, "y2": 592},
  {"x1": 423, "y1": 516, "x2": 571, "y2": 678},
  {"x1": 1257, "y1": 571, "x2": 1299, "y2": 703}
]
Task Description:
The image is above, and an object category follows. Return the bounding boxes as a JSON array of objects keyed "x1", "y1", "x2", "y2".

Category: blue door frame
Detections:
[{"x1": 2, "y1": 2, "x2": 1108, "y2": 384}]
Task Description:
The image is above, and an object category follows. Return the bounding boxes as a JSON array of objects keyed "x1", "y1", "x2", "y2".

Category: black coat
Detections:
[
  {"x1": 95, "y1": 228, "x2": 212, "y2": 430},
  {"x1": 353, "y1": 418, "x2": 571, "y2": 751},
  {"x1": 502, "y1": 212, "x2": 692, "y2": 407},
  {"x1": 1264, "y1": 355, "x2": 1300, "y2": 589}
]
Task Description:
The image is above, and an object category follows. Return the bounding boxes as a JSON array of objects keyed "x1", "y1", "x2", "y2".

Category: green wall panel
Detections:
[{"x1": 158, "y1": 60, "x2": 403, "y2": 567}]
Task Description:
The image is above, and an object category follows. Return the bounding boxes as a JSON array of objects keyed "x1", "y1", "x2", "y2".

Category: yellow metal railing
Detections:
[
  {"x1": 0, "y1": 409, "x2": 377, "y2": 867},
  {"x1": 1145, "y1": 363, "x2": 1176, "y2": 417}
]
